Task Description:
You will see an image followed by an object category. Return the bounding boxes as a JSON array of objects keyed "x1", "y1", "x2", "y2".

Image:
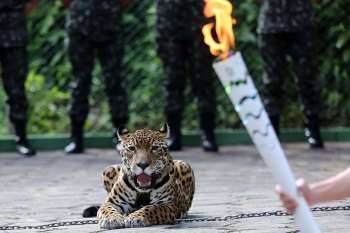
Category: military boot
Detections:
[
  {"x1": 166, "y1": 114, "x2": 182, "y2": 151},
  {"x1": 14, "y1": 121, "x2": 36, "y2": 157},
  {"x1": 305, "y1": 115, "x2": 324, "y2": 149},
  {"x1": 199, "y1": 113, "x2": 218, "y2": 152},
  {"x1": 65, "y1": 120, "x2": 84, "y2": 154}
]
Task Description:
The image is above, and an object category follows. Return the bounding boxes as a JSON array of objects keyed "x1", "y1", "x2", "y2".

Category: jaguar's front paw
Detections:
[
  {"x1": 99, "y1": 217, "x2": 125, "y2": 229},
  {"x1": 124, "y1": 216, "x2": 151, "y2": 228}
]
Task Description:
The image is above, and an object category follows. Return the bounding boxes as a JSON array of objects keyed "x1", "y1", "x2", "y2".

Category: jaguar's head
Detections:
[{"x1": 115, "y1": 125, "x2": 172, "y2": 190}]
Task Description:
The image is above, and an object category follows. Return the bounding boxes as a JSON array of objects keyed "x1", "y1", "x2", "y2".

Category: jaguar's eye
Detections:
[
  {"x1": 151, "y1": 146, "x2": 159, "y2": 151},
  {"x1": 128, "y1": 146, "x2": 136, "y2": 151}
]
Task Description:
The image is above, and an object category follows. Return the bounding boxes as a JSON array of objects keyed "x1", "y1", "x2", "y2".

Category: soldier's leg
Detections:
[
  {"x1": 189, "y1": 39, "x2": 218, "y2": 152},
  {"x1": 288, "y1": 30, "x2": 323, "y2": 148},
  {"x1": 156, "y1": 39, "x2": 188, "y2": 150},
  {"x1": 258, "y1": 33, "x2": 288, "y2": 135},
  {"x1": 65, "y1": 33, "x2": 94, "y2": 154},
  {"x1": 96, "y1": 39, "x2": 128, "y2": 129},
  {"x1": 0, "y1": 46, "x2": 35, "y2": 156}
]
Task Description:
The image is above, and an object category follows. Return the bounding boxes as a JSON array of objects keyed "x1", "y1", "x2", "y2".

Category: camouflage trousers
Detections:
[
  {"x1": 0, "y1": 46, "x2": 28, "y2": 125},
  {"x1": 68, "y1": 33, "x2": 128, "y2": 128},
  {"x1": 258, "y1": 30, "x2": 322, "y2": 118},
  {"x1": 156, "y1": 39, "x2": 216, "y2": 118}
]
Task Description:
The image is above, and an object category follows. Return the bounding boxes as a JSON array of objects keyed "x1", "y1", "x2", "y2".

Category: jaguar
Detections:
[{"x1": 95, "y1": 126, "x2": 195, "y2": 229}]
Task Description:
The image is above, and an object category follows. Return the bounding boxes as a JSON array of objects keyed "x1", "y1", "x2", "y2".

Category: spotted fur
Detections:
[{"x1": 97, "y1": 126, "x2": 195, "y2": 229}]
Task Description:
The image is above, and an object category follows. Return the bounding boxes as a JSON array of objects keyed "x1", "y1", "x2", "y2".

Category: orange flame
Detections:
[{"x1": 202, "y1": 0, "x2": 236, "y2": 60}]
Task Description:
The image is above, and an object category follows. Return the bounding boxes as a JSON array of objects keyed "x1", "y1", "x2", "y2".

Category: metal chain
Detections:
[
  {"x1": 1, "y1": 205, "x2": 349, "y2": 231},
  {"x1": 0, "y1": 220, "x2": 98, "y2": 231}
]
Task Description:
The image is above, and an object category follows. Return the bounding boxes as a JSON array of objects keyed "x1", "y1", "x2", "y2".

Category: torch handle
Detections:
[
  {"x1": 270, "y1": 149, "x2": 321, "y2": 233},
  {"x1": 258, "y1": 136, "x2": 321, "y2": 233},
  {"x1": 295, "y1": 197, "x2": 321, "y2": 232}
]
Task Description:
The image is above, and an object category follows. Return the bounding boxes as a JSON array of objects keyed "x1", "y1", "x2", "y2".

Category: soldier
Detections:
[
  {"x1": 0, "y1": 0, "x2": 38, "y2": 156},
  {"x1": 257, "y1": 0, "x2": 324, "y2": 148},
  {"x1": 156, "y1": 0, "x2": 218, "y2": 152},
  {"x1": 62, "y1": 0, "x2": 128, "y2": 154}
]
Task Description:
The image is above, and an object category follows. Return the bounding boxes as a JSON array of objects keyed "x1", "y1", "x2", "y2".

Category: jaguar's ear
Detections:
[
  {"x1": 114, "y1": 127, "x2": 129, "y2": 151},
  {"x1": 159, "y1": 123, "x2": 170, "y2": 139},
  {"x1": 113, "y1": 127, "x2": 129, "y2": 144}
]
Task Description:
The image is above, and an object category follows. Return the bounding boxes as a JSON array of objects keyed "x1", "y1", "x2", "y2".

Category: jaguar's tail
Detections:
[{"x1": 82, "y1": 205, "x2": 100, "y2": 217}]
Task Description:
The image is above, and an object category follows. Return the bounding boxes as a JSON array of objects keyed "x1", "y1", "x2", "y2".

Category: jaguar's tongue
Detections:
[{"x1": 136, "y1": 173, "x2": 152, "y2": 187}]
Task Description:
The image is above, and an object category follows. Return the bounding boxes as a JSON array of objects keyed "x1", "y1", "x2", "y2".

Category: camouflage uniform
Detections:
[
  {"x1": 0, "y1": 0, "x2": 29, "y2": 133},
  {"x1": 67, "y1": 0, "x2": 127, "y2": 130},
  {"x1": 257, "y1": 0, "x2": 322, "y2": 118},
  {"x1": 156, "y1": 0, "x2": 216, "y2": 127}
]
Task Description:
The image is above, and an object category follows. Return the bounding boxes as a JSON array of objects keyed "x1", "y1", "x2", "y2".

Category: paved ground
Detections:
[{"x1": 1, "y1": 143, "x2": 350, "y2": 233}]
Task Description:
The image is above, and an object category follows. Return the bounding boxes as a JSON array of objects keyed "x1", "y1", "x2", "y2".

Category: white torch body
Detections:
[{"x1": 213, "y1": 52, "x2": 321, "y2": 233}]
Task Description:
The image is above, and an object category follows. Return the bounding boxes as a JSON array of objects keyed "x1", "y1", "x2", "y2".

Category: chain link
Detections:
[{"x1": 1, "y1": 205, "x2": 349, "y2": 231}]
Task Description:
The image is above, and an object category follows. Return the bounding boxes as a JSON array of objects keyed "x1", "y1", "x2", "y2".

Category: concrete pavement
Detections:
[{"x1": 1, "y1": 143, "x2": 350, "y2": 232}]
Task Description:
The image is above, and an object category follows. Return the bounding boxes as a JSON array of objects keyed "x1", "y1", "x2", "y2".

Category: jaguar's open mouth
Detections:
[{"x1": 135, "y1": 173, "x2": 153, "y2": 188}]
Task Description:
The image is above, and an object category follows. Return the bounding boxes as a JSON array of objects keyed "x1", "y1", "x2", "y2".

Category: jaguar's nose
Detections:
[{"x1": 137, "y1": 162, "x2": 150, "y2": 170}]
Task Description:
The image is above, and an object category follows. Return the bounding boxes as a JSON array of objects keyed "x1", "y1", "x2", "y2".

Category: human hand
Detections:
[{"x1": 275, "y1": 178, "x2": 315, "y2": 214}]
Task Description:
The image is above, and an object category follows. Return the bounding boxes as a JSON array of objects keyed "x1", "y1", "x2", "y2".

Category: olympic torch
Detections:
[{"x1": 202, "y1": 1, "x2": 321, "y2": 232}]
